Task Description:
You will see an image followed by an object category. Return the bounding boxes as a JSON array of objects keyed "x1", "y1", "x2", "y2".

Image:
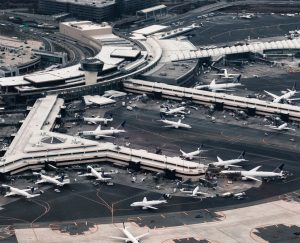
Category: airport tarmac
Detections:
[
  {"x1": 11, "y1": 196, "x2": 300, "y2": 243},
  {"x1": 186, "y1": 13, "x2": 300, "y2": 46}
]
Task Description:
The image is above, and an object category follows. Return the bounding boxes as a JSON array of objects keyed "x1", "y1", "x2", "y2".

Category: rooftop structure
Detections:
[{"x1": 133, "y1": 25, "x2": 169, "y2": 36}]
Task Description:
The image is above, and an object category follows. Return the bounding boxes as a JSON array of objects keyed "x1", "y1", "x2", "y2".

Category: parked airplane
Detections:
[
  {"x1": 209, "y1": 151, "x2": 247, "y2": 168},
  {"x1": 180, "y1": 145, "x2": 206, "y2": 160},
  {"x1": 266, "y1": 123, "x2": 295, "y2": 131},
  {"x1": 33, "y1": 172, "x2": 70, "y2": 187},
  {"x1": 180, "y1": 186, "x2": 210, "y2": 197},
  {"x1": 81, "y1": 121, "x2": 126, "y2": 138},
  {"x1": 111, "y1": 222, "x2": 149, "y2": 243},
  {"x1": 220, "y1": 164, "x2": 285, "y2": 182},
  {"x1": 83, "y1": 114, "x2": 113, "y2": 125},
  {"x1": 79, "y1": 165, "x2": 112, "y2": 182},
  {"x1": 194, "y1": 75, "x2": 242, "y2": 92},
  {"x1": 2, "y1": 184, "x2": 40, "y2": 199},
  {"x1": 162, "y1": 106, "x2": 186, "y2": 115},
  {"x1": 130, "y1": 197, "x2": 167, "y2": 210},
  {"x1": 213, "y1": 69, "x2": 240, "y2": 79},
  {"x1": 158, "y1": 115, "x2": 191, "y2": 129},
  {"x1": 264, "y1": 83, "x2": 300, "y2": 103}
]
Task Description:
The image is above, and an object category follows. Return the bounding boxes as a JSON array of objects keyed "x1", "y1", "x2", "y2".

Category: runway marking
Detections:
[{"x1": 160, "y1": 214, "x2": 166, "y2": 219}]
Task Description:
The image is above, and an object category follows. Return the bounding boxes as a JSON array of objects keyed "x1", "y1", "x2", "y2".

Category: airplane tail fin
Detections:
[
  {"x1": 217, "y1": 156, "x2": 223, "y2": 162},
  {"x1": 292, "y1": 82, "x2": 296, "y2": 91},
  {"x1": 96, "y1": 125, "x2": 102, "y2": 131},
  {"x1": 234, "y1": 74, "x2": 242, "y2": 83},
  {"x1": 180, "y1": 149, "x2": 185, "y2": 155},
  {"x1": 198, "y1": 144, "x2": 204, "y2": 150},
  {"x1": 210, "y1": 79, "x2": 216, "y2": 86},
  {"x1": 273, "y1": 163, "x2": 285, "y2": 173},
  {"x1": 143, "y1": 197, "x2": 147, "y2": 202},
  {"x1": 116, "y1": 121, "x2": 126, "y2": 129},
  {"x1": 238, "y1": 150, "x2": 246, "y2": 159}
]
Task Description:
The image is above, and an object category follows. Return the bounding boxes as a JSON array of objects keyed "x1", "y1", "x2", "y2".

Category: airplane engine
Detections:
[{"x1": 241, "y1": 177, "x2": 247, "y2": 180}]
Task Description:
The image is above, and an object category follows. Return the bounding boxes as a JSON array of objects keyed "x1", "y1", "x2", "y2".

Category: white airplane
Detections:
[
  {"x1": 180, "y1": 186, "x2": 210, "y2": 197},
  {"x1": 111, "y1": 222, "x2": 149, "y2": 243},
  {"x1": 130, "y1": 197, "x2": 167, "y2": 210},
  {"x1": 2, "y1": 184, "x2": 40, "y2": 199},
  {"x1": 213, "y1": 69, "x2": 240, "y2": 79},
  {"x1": 33, "y1": 173, "x2": 70, "y2": 187},
  {"x1": 209, "y1": 151, "x2": 247, "y2": 168},
  {"x1": 162, "y1": 106, "x2": 186, "y2": 115},
  {"x1": 79, "y1": 165, "x2": 112, "y2": 182},
  {"x1": 266, "y1": 123, "x2": 295, "y2": 131},
  {"x1": 195, "y1": 75, "x2": 242, "y2": 92},
  {"x1": 240, "y1": 14, "x2": 255, "y2": 19},
  {"x1": 81, "y1": 121, "x2": 126, "y2": 138},
  {"x1": 264, "y1": 83, "x2": 300, "y2": 103},
  {"x1": 180, "y1": 144, "x2": 206, "y2": 160},
  {"x1": 83, "y1": 114, "x2": 113, "y2": 125},
  {"x1": 220, "y1": 164, "x2": 285, "y2": 182},
  {"x1": 158, "y1": 115, "x2": 191, "y2": 129}
]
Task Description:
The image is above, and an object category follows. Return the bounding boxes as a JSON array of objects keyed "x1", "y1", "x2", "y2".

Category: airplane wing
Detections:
[
  {"x1": 163, "y1": 125, "x2": 175, "y2": 128},
  {"x1": 287, "y1": 98, "x2": 300, "y2": 101},
  {"x1": 212, "y1": 88, "x2": 235, "y2": 92},
  {"x1": 28, "y1": 194, "x2": 40, "y2": 198},
  {"x1": 136, "y1": 232, "x2": 150, "y2": 240},
  {"x1": 264, "y1": 90, "x2": 279, "y2": 99},
  {"x1": 194, "y1": 85, "x2": 207, "y2": 90},
  {"x1": 23, "y1": 188, "x2": 33, "y2": 192},
  {"x1": 35, "y1": 179, "x2": 46, "y2": 184},
  {"x1": 4, "y1": 192, "x2": 17, "y2": 197},
  {"x1": 180, "y1": 190, "x2": 193, "y2": 193},
  {"x1": 95, "y1": 135, "x2": 114, "y2": 139},
  {"x1": 110, "y1": 236, "x2": 129, "y2": 241},
  {"x1": 244, "y1": 176, "x2": 261, "y2": 182},
  {"x1": 78, "y1": 173, "x2": 93, "y2": 177},
  {"x1": 227, "y1": 165, "x2": 242, "y2": 168},
  {"x1": 145, "y1": 206, "x2": 158, "y2": 210}
]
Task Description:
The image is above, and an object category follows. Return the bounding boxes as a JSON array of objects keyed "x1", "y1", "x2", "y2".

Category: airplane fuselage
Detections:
[
  {"x1": 40, "y1": 175, "x2": 65, "y2": 186},
  {"x1": 122, "y1": 229, "x2": 139, "y2": 243},
  {"x1": 160, "y1": 119, "x2": 191, "y2": 129},
  {"x1": 82, "y1": 129, "x2": 125, "y2": 137},
  {"x1": 131, "y1": 200, "x2": 166, "y2": 209},
  {"x1": 212, "y1": 158, "x2": 246, "y2": 167},
  {"x1": 84, "y1": 117, "x2": 113, "y2": 125}
]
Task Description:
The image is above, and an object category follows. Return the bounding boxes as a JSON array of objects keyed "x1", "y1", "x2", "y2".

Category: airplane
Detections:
[
  {"x1": 209, "y1": 151, "x2": 247, "y2": 168},
  {"x1": 79, "y1": 165, "x2": 112, "y2": 182},
  {"x1": 33, "y1": 172, "x2": 70, "y2": 187},
  {"x1": 194, "y1": 75, "x2": 242, "y2": 92},
  {"x1": 220, "y1": 164, "x2": 285, "y2": 182},
  {"x1": 2, "y1": 184, "x2": 40, "y2": 199},
  {"x1": 162, "y1": 106, "x2": 186, "y2": 115},
  {"x1": 83, "y1": 114, "x2": 113, "y2": 125},
  {"x1": 130, "y1": 197, "x2": 167, "y2": 210},
  {"x1": 80, "y1": 121, "x2": 126, "y2": 138},
  {"x1": 213, "y1": 69, "x2": 240, "y2": 79},
  {"x1": 264, "y1": 83, "x2": 300, "y2": 103},
  {"x1": 240, "y1": 14, "x2": 255, "y2": 19},
  {"x1": 180, "y1": 185, "x2": 210, "y2": 197},
  {"x1": 111, "y1": 222, "x2": 149, "y2": 243},
  {"x1": 180, "y1": 144, "x2": 207, "y2": 160},
  {"x1": 265, "y1": 123, "x2": 295, "y2": 131},
  {"x1": 158, "y1": 114, "x2": 191, "y2": 129}
]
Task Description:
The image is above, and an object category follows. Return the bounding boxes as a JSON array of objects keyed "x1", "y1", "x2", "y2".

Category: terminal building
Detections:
[{"x1": 38, "y1": 0, "x2": 159, "y2": 21}]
